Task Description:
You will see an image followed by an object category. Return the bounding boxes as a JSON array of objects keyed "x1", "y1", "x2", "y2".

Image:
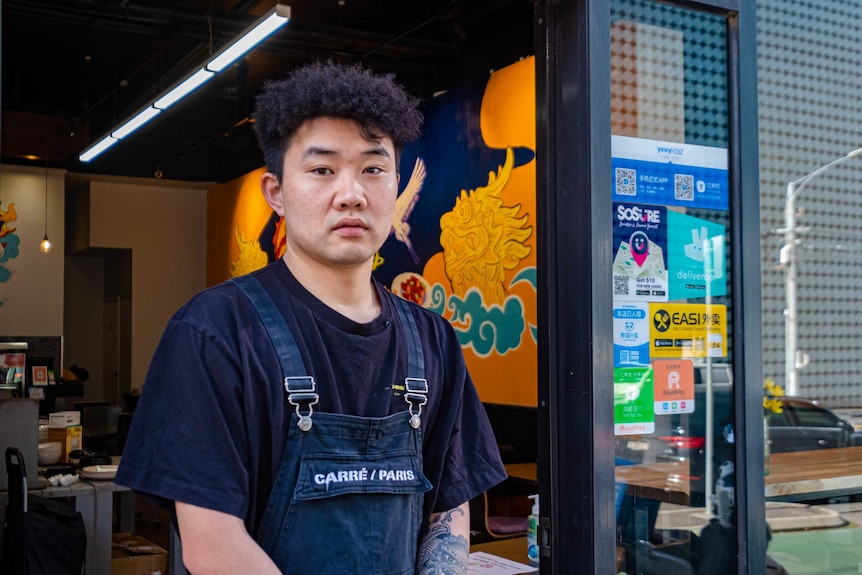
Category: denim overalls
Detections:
[{"x1": 230, "y1": 274, "x2": 432, "y2": 574}]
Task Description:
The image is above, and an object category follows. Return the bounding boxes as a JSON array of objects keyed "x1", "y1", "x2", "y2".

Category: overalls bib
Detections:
[{"x1": 230, "y1": 274, "x2": 433, "y2": 575}]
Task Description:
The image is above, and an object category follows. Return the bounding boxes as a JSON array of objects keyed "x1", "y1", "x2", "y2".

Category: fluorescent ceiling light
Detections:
[
  {"x1": 79, "y1": 3, "x2": 291, "y2": 163},
  {"x1": 208, "y1": 8, "x2": 291, "y2": 72},
  {"x1": 154, "y1": 69, "x2": 216, "y2": 110},
  {"x1": 112, "y1": 107, "x2": 162, "y2": 139},
  {"x1": 79, "y1": 136, "x2": 119, "y2": 163}
]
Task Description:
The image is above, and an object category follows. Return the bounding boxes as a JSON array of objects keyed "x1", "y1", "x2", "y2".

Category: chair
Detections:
[{"x1": 469, "y1": 491, "x2": 529, "y2": 543}]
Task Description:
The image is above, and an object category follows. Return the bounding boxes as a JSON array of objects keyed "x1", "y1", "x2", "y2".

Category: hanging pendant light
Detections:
[{"x1": 40, "y1": 160, "x2": 51, "y2": 253}]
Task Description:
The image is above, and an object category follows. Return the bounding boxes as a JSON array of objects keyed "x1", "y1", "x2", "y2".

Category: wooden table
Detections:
[
  {"x1": 765, "y1": 445, "x2": 862, "y2": 501},
  {"x1": 505, "y1": 461, "x2": 691, "y2": 505},
  {"x1": 85, "y1": 477, "x2": 135, "y2": 574},
  {"x1": 613, "y1": 461, "x2": 691, "y2": 505},
  {"x1": 506, "y1": 445, "x2": 862, "y2": 505},
  {"x1": 470, "y1": 536, "x2": 536, "y2": 573},
  {"x1": 504, "y1": 463, "x2": 539, "y2": 484}
]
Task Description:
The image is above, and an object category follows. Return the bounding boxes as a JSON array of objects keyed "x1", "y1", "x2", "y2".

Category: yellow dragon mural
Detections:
[{"x1": 439, "y1": 147, "x2": 531, "y2": 307}]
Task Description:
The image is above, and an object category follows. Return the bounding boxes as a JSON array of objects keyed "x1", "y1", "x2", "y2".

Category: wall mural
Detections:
[
  {"x1": 0, "y1": 201, "x2": 21, "y2": 306},
  {"x1": 220, "y1": 57, "x2": 537, "y2": 405}
]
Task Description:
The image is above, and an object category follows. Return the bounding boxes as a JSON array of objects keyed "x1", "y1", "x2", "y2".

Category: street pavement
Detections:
[{"x1": 656, "y1": 501, "x2": 862, "y2": 573}]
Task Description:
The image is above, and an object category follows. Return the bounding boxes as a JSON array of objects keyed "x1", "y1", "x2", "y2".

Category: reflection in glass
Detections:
[{"x1": 610, "y1": 1, "x2": 741, "y2": 573}]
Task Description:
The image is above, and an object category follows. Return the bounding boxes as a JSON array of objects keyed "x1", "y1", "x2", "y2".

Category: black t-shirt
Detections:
[{"x1": 116, "y1": 261, "x2": 506, "y2": 537}]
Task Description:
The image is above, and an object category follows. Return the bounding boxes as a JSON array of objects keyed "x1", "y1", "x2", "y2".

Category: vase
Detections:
[{"x1": 763, "y1": 417, "x2": 771, "y2": 476}]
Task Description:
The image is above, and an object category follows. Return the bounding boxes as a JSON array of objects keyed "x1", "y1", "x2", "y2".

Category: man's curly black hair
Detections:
[{"x1": 254, "y1": 61, "x2": 423, "y2": 178}]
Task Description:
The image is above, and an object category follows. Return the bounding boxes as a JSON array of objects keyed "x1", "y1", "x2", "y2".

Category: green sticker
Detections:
[{"x1": 614, "y1": 366, "x2": 655, "y2": 435}]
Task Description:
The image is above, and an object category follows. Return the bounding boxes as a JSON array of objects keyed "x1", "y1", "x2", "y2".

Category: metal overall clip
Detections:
[
  {"x1": 404, "y1": 377, "x2": 428, "y2": 429},
  {"x1": 285, "y1": 376, "x2": 319, "y2": 431}
]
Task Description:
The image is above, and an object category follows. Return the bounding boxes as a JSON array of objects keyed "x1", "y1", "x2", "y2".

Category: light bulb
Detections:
[{"x1": 40, "y1": 234, "x2": 52, "y2": 253}]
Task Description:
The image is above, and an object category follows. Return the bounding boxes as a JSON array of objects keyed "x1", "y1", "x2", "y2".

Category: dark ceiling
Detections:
[{"x1": 0, "y1": 0, "x2": 534, "y2": 183}]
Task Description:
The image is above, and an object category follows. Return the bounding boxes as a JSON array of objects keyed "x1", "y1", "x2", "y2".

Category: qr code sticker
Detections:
[
  {"x1": 613, "y1": 274, "x2": 629, "y2": 296},
  {"x1": 615, "y1": 168, "x2": 637, "y2": 196},
  {"x1": 674, "y1": 174, "x2": 694, "y2": 201}
]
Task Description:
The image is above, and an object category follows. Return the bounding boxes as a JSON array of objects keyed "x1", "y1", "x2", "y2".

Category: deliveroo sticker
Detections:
[
  {"x1": 666, "y1": 210, "x2": 727, "y2": 300},
  {"x1": 614, "y1": 366, "x2": 655, "y2": 435},
  {"x1": 614, "y1": 302, "x2": 650, "y2": 367}
]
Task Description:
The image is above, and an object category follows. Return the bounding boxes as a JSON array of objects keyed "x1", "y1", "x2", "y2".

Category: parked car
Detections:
[
  {"x1": 766, "y1": 396, "x2": 862, "y2": 452},
  {"x1": 615, "y1": 364, "x2": 862, "y2": 506},
  {"x1": 651, "y1": 393, "x2": 862, "y2": 464}
]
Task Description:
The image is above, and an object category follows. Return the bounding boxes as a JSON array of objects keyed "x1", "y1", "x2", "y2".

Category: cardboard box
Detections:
[
  {"x1": 47, "y1": 410, "x2": 83, "y2": 462},
  {"x1": 0, "y1": 399, "x2": 39, "y2": 490},
  {"x1": 111, "y1": 533, "x2": 168, "y2": 575},
  {"x1": 49, "y1": 410, "x2": 81, "y2": 428},
  {"x1": 48, "y1": 425, "x2": 83, "y2": 462}
]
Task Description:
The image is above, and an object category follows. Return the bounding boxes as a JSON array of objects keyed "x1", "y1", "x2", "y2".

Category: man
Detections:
[{"x1": 116, "y1": 61, "x2": 507, "y2": 574}]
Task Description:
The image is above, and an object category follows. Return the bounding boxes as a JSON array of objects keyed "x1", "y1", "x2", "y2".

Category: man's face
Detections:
[{"x1": 265, "y1": 117, "x2": 399, "y2": 270}]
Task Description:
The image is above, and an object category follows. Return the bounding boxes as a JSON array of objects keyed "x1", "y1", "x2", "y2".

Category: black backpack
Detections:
[{"x1": 1, "y1": 447, "x2": 87, "y2": 575}]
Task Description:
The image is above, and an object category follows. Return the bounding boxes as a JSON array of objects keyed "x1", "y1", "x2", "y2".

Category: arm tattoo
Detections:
[{"x1": 416, "y1": 507, "x2": 470, "y2": 575}]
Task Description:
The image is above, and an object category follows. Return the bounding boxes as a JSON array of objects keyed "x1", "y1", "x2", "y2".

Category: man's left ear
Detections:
[{"x1": 261, "y1": 172, "x2": 284, "y2": 216}]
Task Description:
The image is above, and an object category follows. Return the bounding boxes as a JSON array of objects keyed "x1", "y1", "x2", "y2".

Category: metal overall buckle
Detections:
[
  {"x1": 404, "y1": 377, "x2": 428, "y2": 429},
  {"x1": 285, "y1": 376, "x2": 319, "y2": 431}
]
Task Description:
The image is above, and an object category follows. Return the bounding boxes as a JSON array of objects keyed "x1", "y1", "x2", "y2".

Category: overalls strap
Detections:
[
  {"x1": 229, "y1": 274, "x2": 307, "y2": 377},
  {"x1": 230, "y1": 274, "x2": 318, "y2": 430},
  {"x1": 386, "y1": 292, "x2": 428, "y2": 428},
  {"x1": 388, "y1": 291, "x2": 424, "y2": 380}
]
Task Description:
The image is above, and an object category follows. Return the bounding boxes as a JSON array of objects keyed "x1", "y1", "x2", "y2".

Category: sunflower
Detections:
[{"x1": 763, "y1": 377, "x2": 785, "y2": 414}]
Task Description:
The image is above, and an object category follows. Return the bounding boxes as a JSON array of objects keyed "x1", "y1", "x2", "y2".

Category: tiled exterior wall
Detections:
[{"x1": 758, "y1": 0, "x2": 862, "y2": 406}]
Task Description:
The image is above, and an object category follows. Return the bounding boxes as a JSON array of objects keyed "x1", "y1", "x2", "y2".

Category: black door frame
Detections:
[{"x1": 534, "y1": 0, "x2": 763, "y2": 572}]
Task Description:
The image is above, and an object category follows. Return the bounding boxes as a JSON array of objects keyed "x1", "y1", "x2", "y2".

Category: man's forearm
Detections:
[
  {"x1": 176, "y1": 501, "x2": 281, "y2": 575},
  {"x1": 416, "y1": 502, "x2": 471, "y2": 575}
]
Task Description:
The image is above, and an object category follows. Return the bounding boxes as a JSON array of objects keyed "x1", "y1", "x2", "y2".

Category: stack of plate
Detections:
[
  {"x1": 38, "y1": 419, "x2": 50, "y2": 442},
  {"x1": 81, "y1": 465, "x2": 118, "y2": 481}
]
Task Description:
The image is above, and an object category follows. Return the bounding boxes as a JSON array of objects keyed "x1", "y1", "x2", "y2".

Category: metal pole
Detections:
[
  {"x1": 704, "y1": 238, "x2": 714, "y2": 512},
  {"x1": 781, "y1": 147, "x2": 862, "y2": 397},
  {"x1": 784, "y1": 181, "x2": 798, "y2": 397}
]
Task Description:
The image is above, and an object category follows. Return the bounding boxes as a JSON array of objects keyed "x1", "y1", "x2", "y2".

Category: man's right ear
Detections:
[{"x1": 260, "y1": 172, "x2": 284, "y2": 216}]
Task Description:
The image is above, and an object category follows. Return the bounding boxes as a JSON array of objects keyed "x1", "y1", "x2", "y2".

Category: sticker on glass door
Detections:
[
  {"x1": 653, "y1": 359, "x2": 695, "y2": 414},
  {"x1": 612, "y1": 135, "x2": 728, "y2": 210},
  {"x1": 613, "y1": 203, "x2": 668, "y2": 302}
]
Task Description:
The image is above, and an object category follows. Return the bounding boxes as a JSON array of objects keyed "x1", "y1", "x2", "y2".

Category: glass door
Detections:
[
  {"x1": 608, "y1": 1, "x2": 764, "y2": 573},
  {"x1": 535, "y1": 0, "x2": 761, "y2": 572}
]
